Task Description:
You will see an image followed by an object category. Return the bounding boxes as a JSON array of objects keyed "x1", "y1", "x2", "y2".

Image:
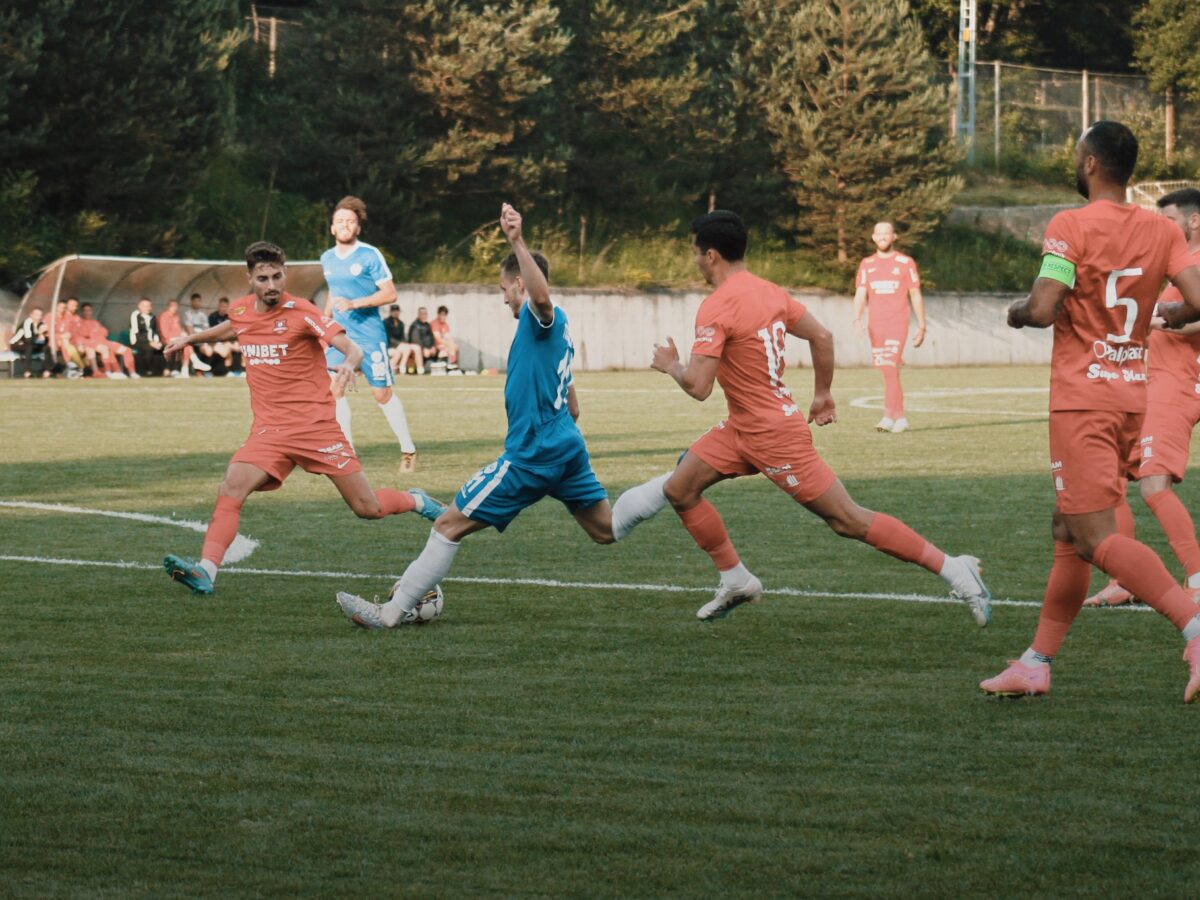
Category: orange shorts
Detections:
[
  {"x1": 690, "y1": 419, "x2": 836, "y2": 504},
  {"x1": 1138, "y1": 399, "x2": 1200, "y2": 483},
  {"x1": 868, "y1": 325, "x2": 906, "y2": 368},
  {"x1": 229, "y1": 425, "x2": 361, "y2": 492},
  {"x1": 1048, "y1": 409, "x2": 1143, "y2": 515}
]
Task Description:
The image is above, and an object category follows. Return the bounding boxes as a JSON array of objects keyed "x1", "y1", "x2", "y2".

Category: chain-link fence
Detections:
[{"x1": 952, "y1": 61, "x2": 1200, "y2": 171}]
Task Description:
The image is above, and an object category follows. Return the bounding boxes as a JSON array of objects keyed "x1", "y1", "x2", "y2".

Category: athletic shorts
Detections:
[
  {"x1": 1048, "y1": 409, "x2": 1143, "y2": 515},
  {"x1": 229, "y1": 425, "x2": 361, "y2": 492},
  {"x1": 326, "y1": 321, "x2": 394, "y2": 389},
  {"x1": 868, "y1": 325, "x2": 906, "y2": 368},
  {"x1": 1138, "y1": 399, "x2": 1200, "y2": 483},
  {"x1": 690, "y1": 419, "x2": 837, "y2": 504},
  {"x1": 454, "y1": 448, "x2": 607, "y2": 533}
]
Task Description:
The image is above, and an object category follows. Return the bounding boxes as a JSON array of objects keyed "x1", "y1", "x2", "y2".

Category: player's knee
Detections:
[
  {"x1": 663, "y1": 477, "x2": 698, "y2": 511},
  {"x1": 828, "y1": 513, "x2": 868, "y2": 539},
  {"x1": 353, "y1": 500, "x2": 384, "y2": 520},
  {"x1": 1139, "y1": 477, "x2": 1170, "y2": 501}
]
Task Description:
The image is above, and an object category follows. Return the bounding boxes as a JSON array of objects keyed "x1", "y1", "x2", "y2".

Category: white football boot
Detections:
[{"x1": 697, "y1": 574, "x2": 764, "y2": 621}]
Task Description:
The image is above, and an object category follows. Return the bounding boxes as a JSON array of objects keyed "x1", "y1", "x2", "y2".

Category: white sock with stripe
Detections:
[
  {"x1": 335, "y1": 396, "x2": 354, "y2": 450},
  {"x1": 379, "y1": 395, "x2": 416, "y2": 454},
  {"x1": 381, "y1": 529, "x2": 459, "y2": 626},
  {"x1": 612, "y1": 472, "x2": 671, "y2": 541}
]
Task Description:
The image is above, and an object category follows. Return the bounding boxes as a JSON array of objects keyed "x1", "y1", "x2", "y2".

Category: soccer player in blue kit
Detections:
[
  {"x1": 322, "y1": 196, "x2": 419, "y2": 472},
  {"x1": 334, "y1": 203, "x2": 663, "y2": 628}
]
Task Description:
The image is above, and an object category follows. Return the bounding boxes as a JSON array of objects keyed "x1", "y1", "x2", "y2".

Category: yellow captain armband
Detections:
[{"x1": 1039, "y1": 254, "x2": 1076, "y2": 289}]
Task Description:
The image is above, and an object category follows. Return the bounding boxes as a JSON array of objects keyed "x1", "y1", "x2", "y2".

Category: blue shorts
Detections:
[
  {"x1": 326, "y1": 323, "x2": 393, "y2": 389},
  {"x1": 455, "y1": 448, "x2": 607, "y2": 532}
]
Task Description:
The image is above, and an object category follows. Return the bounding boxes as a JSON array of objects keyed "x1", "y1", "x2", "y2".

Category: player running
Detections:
[
  {"x1": 161, "y1": 241, "x2": 444, "y2": 596},
  {"x1": 852, "y1": 222, "x2": 926, "y2": 433},
  {"x1": 322, "y1": 196, "x2": 419, "y2": 472},
  {"x1": 1084, "y1": 188, "x2": 1200, "y2": 608},
  {"x1": 611, "y1": 210, "x2": 991, "y2": 624},
  {"x1": 334, "y1": 204, "x2": 650, "y2": 628},
  {"x1": 980, "y1": 121, "x2": 1200, "y2": 701}
]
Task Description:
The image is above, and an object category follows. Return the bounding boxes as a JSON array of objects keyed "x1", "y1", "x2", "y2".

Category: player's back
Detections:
[
  {"x1": 503, "y1": 301, "x2": 583, "y2": 468},
  {"x1": 694, "y1": 270, "x2": 806, "y2": 434},
  {"x1": 1045, "y1": 200, "x2": 1191, "y2": 411}
]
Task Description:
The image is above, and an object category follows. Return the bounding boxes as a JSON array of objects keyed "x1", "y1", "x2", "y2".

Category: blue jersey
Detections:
[
  {"x1": 503, "y1": 301, "x2": 584, "y2": 469},
  {"x1": 321, "y1": 241, "x2": 393, "y2": 386}
]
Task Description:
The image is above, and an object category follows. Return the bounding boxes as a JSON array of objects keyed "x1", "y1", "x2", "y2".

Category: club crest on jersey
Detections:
[
  {"x1": 273, "y1": 319, "x2": 287, "y2": 334},
  {"x1": 1043, "y1": 237, "x2": 1069, "y2": 256},
  {"x1": 232, "y1": 305, "x2": 247, "y2": 316},
  {"x1": 350, "y1": 263, "x2": 363, "y2": 277},
  {"x1": 695, "y1": 325, "x2": 716, "y2": 344},
  {"x1": 283, "y1": 300, "x2": 296, "y2": 309}
]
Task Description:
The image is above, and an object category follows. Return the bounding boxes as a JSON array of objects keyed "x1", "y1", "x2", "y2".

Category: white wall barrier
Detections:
[{"x1": 394, "y1": 285, "x2": 1047, "y2": 372}]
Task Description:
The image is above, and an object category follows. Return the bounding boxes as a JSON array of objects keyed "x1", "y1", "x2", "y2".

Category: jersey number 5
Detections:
[{"x1": 1105, "y1": 267, "x2": 1143, "y2": 344}]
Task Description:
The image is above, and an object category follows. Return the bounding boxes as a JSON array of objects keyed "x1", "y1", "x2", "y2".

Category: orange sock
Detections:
[
  {"x1": 1092, "y1": 534, "x2": 1197, "y2": 631},
  {"x1": 1031, "y1": 541, "x2": 1091, "y2": 658},
  {"x1": 1145, "y1": 490, "x2": 1200, "y2": 578},
  {"x1": 1115, "y1": 497, "x2": 1135, "y2": 538},
  {"x1": 863, "y1": 512, "x2": 944, "y2": 573},
  {"x1": 677, "y1": 500, "x2": 740, "y2": 571},
  {"x1": 881, "y1": 366, "x2": 903, "y2": 420},
  {"x1": 375, "y1": 488, "x2": 416, "y2": 516},
  {"x1": 201, "y1": 495, "x2": 243, "y2": 567}
]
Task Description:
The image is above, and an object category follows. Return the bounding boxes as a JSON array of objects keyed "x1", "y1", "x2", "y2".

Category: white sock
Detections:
[
  {"x1": 199, "y1": 558, "x2": 219, "y2": 583},
  {"x1": 719, "y1": 561, "x2": 752, "y2": 588},
  {"x1": 335, "y1": 396, "x2": 355, "y2": 450},
  {"x1": 1183, "y1": 614, "x2": 1200, "y2": 642},
  {"x1": 1188, "y1": 572, "x2": 1200, "y2": 589},
  {"x1": 381, "y1": 529, "x2": 460, "y2": 626},
  {"x1": 379, "y1": 396, "x2": 416, "y2": 454},
  {"x1": 611, "y1": 472, "x2": 671, "y2": 541},
  {"x1": 1019, "y1": 647, "x2": 1052, "y2": 668}
]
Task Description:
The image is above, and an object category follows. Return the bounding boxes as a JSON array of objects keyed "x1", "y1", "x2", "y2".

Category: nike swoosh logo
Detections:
[{"x1": 336, "y1": 459, "x2": 352, "y2": 469}]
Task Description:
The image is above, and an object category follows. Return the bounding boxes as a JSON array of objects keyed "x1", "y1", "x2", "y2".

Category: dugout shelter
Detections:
[{"x1": 10, "y1": 255, "x2": 329, "y2": 348}]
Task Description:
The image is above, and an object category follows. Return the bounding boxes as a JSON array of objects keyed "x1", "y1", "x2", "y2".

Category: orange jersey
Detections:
[
  {"x1": 691, "y1": 270, "x2": 809, "y2": 435},
  {"x1": 856, "y1": 253, "x2": 919, "y2": 330},
  {"x1": 227, "y1": 293, "x2": 345, "y2": 433},
  {"x1": 74, "y1": 319, "x2": 109, "y2": 348},
  {"x1": 1042, "y1": 200, "x2": 1192, "y2": 412},
  {"x1": 1148, "y1": 252, "x2": 1200, "y2": 403},
  {"x1": 158, "y1": 309, "x2": 184, "y2": 341},
  {"x1": 53, "y1": 309, "x2": 80, "y2": 342}
]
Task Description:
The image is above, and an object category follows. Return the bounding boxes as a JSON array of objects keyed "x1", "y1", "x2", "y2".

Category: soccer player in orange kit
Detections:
[
  {"x1": 1085, "y1": 188, "x2": 1200, "y2": 608},
  {"x1": 160, "y1": 241, "x2": 443, "y2": 596},
  {"x1": 611, "y1": 210, "x2": 992, "y2": 624},
  {"x1": 980, "y1": 122, "x2": 1200, "y2": 701},
  {"x1": 852, "y1": 222, "x2": 926, "y2": 433}
]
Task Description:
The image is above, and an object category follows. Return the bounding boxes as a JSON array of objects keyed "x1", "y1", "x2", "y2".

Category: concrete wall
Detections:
[{"x1": 394, "y1": 284, "x2": 1048, "y2": 372}]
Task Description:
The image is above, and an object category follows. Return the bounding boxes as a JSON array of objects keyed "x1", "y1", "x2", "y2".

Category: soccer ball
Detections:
[{"x1": 389, "y1": 581, "x2": 444, "y2": 625}]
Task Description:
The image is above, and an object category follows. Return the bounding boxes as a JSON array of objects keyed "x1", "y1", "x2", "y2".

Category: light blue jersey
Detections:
[
  {"x1": 321, "y1": 241, "x2": 394, "y2": 387},
  {"x1": 504, "y1": 301, "x2": 584, "y2": 468},
  {"x1": 454, "y1": 299, "x2": 604, "y2": 531}
]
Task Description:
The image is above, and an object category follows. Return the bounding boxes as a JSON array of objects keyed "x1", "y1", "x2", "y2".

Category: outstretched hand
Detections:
[
  {"x1": 164, "y1": 335, "x2": 190, "y2": 357},
  {"x1": 651, "y1": 337, "x2": 680, "y2": 374},
  {"x1": 500, "y1": 203, "x2": 522, "y2": 244}
]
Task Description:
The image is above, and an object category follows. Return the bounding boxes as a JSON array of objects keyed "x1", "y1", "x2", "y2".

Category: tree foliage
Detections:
[
  {"x1": 744, "y1": 0, "x2": 962, "y2": 264},
  {"x1": 1134, "y1": 0, "x2": 1200, "y2": 96}
]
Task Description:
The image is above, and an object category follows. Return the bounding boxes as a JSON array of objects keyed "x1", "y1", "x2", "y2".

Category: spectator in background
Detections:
[
  {"x1": 408, "y1": 305, "x2": 437, "y2": 373},
  {"x1": 208, "y1": 297, "x2": 242, "y2": 376},
  {"x1": 53, "y1": 296, "x2": 85, "y2": 375},
  {"x1": 75, "y1": 302, "x2": 131, "y2": 379},
  {"x1": 182, "y1": 293, "x2": 213, "y2": 375},
  {"x1": 10, "y1": 307, "x2": 51, "y2": 378},
  {"x1": 158, "y1": 298, "x2": 185, "y2": 377},
  {"x1": 431, "y1": 304, "x2": 460, "y2": 371},
  {"x1": 385, "y1": 304, "x2": 420, "y2": 375},
  {"x1": 130, "y1": 297, "x2": 165, "y2": 377}
]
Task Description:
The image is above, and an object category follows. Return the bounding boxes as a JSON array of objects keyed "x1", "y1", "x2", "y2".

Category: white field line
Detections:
[
  {"x1": 849, "y1": 386, "x2": 1049, "y2": 416},
  {"x1": 0, "y1": 553, "x2": 1154, "y2": 613},
  {"x1": 0, "y1": 501, "x2": 259, "y2": 563}
]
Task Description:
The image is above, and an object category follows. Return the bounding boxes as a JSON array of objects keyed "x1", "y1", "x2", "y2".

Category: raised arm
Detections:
[
  {"x1": 499, "y1": 203, "x2": 552, "y2": 324},
  {"x1": 651, "y1": 336, "x2": 720, "y2": 401}
]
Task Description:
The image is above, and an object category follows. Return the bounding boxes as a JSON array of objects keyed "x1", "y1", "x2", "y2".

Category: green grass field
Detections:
[{"x1": 4, "y1": 368, "x2": 1200, "y2": 896}]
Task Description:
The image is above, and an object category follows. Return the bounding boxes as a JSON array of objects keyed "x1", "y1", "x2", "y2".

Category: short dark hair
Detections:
[
  {"x1": 80, "y1": 302, "x2": 93, "y2": 309},
  {"x1": 1158, "y1": 188, "x2": 1200, "y2": 217},
  {"x1": 333, "y1": 195, "x2": 367, "y2": 225},
  {"x1": 389, "y1": 304, "x2": 400, "y2": 312},
  {"x1": 501, "y1": 251, "x2": 550, "y2": 281},
  {"x1": 245, "y1": 241, "x2": 286, "y2": 271},
  {"x1": 217, "y1": 296, "x2": 230, "y2": 306},
  {"x1": 1082, "y1": 121, "x2": 1138, "y2": 186},
  {"x1": 190, "y1": 293, "x2": 201, "y2": 301},
  {"x1": 690, "y1": 210, "x2": 747, "y2": 262},
  {"x1": 437, "y1": 305, "x2": 449, "y2": 315}
]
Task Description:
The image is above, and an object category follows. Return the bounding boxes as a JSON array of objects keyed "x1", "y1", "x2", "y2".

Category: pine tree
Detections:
[
  {"x1": 1135, "y1": 0, "x2": 1200, "y2": 97},
  {"x1": 743, "y1": 0, "x2": 962, "y2": 264}
]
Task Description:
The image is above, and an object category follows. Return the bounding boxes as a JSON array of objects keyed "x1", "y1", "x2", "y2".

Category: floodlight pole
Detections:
[{"x1": 956, "y1": 0, "x2": 977, "y2": 164}]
